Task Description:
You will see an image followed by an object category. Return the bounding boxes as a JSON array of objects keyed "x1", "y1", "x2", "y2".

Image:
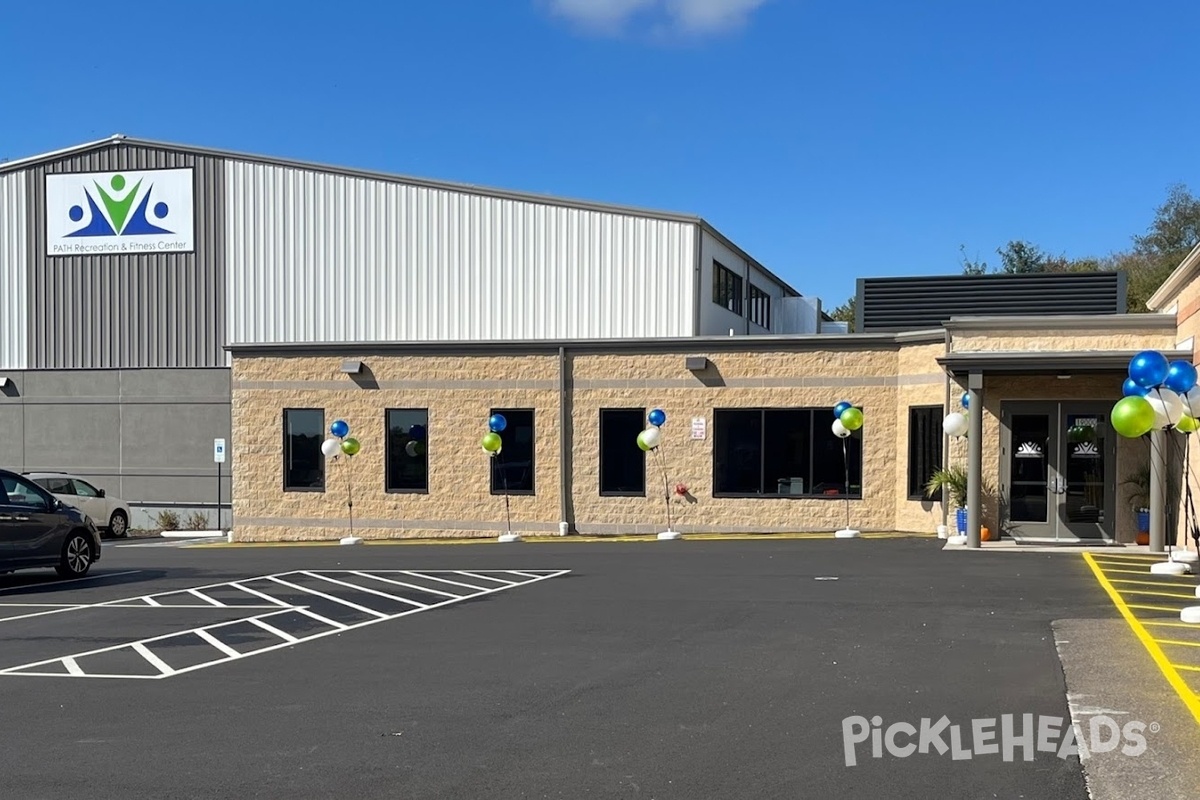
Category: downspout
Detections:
[
  {"x1": 942, "y1": 329, "x2": 951, "y2": 530},
  {"x1": 744, "y1": 256, "x2": 751, "y2": 335},
  {"x1": 558, "y1": 345, "x2": 571, "y2": 535}
]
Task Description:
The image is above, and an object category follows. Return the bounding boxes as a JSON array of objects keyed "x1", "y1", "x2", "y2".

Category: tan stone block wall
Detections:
[
  {"x1": 951, "y1": 330, "x2": 1177, "y2": 353},
  {"x1": 231, "y1": 355, "x2": 562, "y2": 542},
  {"x1": 567, "y1": 349, "x2": 902, "y2": 534},
  {"x1": 893, "y1": 379, "x2": 950, "y2": 533}
]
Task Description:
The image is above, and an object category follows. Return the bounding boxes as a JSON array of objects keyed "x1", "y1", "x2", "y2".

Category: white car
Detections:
[{"x1": 23, "y1": 472, "x2": 131, "y2": 538}]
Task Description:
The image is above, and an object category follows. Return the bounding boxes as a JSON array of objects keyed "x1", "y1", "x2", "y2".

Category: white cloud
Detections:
[{"x1": 544, "y1": 0, "x2": 770, "y2": 37}]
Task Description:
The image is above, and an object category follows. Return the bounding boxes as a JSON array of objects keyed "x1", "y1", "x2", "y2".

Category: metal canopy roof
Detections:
[{"x1": 937, "y1": 349, "x2": 1194, "y2": 376}]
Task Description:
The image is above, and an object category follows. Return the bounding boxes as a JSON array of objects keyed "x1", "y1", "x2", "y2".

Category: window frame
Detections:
[
  {"x1": 282, "y1": 407, "x2": 326, "y2": 493},
  {"x1": 72, "y1": 479, "x2": 101, "y2": 498},
  {"x1": 711, "y1": 407, "x2": 864, "y2": 499},
  {"x1": 1, "y1": 474, "x2": 54, "y2": 510},
  {"x1": 906, "y1": 405, "x2": 944, "y2": 500},
  {"x1": 748, "y1": 283, "x2": 772, "y2": 330},
  {"x1": 712, "y1": 261, "x2": 744, "y2": 316},
  {"x1": 598, "y1": 407, "x2": 647, "y2": 497},
  {"x1": 490, "y1": 408, "x2": 536, "y2": 496},
  {"x1": 384, "y1": 408, "x2": 431, "y2": 495}
]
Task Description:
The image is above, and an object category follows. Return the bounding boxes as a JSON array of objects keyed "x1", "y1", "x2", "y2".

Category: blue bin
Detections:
[
  {"x1": 1136, "y1": 509, "x2": 1150, "y2": 534},
  {"x1": 956, "y1": 507, "x2": 968, "y2": 535}
]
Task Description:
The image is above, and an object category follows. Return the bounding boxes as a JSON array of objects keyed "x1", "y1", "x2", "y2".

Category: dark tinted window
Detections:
[
  {"x1": 490, "y1": 408, "x2": 535, "y2": 495},
  {"x1": 713, "y1": 408, "x2": 862, "y2": 497},
  {"x1": 386, "y1": 409, "x2": 430, "y2": 493},
  {"x1": 284, "y1": 409, "x2": 325, "y2": 491},
  {"x1": 600, "y1": 408, "x2": 646, "y2": 495}
]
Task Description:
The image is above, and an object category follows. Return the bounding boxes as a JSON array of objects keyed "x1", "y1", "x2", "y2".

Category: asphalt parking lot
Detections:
[{"x1": 0, "y1": 536, "x2": 1173, "y2": 799}]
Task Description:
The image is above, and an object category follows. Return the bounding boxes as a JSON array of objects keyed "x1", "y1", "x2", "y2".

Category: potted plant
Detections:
[
  {"x1": 925, "y1": 466, "x2": 994, "y2": 541},
  {"x1": 1121, "y1": 464, "x2": 1152, "y2": 546}
]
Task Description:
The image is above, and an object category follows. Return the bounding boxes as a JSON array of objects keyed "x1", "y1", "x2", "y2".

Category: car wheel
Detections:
[
  {"x1": 109, "y1": 510, "x2": 129, "y2": 538},
  {"x1": 55, "y1": 532, "x2": 94, "y2": 578}
]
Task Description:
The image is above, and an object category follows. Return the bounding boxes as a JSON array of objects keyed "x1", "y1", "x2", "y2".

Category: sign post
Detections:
[{"x1": 213, "y1": 438, "x2": 227, "y2": 532}]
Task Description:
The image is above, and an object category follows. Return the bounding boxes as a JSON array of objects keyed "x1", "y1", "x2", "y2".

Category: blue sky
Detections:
[{"x1": 4, "y1": 0, "x2": 1198, "y2": 307}]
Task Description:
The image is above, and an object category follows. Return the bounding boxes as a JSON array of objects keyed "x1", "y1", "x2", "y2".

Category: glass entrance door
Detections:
[{"x1": 1002, "y1": 402, "x2": 1115, "y2": 542}]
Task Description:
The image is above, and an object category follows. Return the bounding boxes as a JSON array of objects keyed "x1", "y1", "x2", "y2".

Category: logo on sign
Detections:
[
  {"x1": 1073, "y1": 442, "x2": 1100, "y2": 458},
  {"x1": 46, "y1": 169, "x2": 194, "y2": 256},
  {"x1": 1016, "y1": 442, "x2": 1044, "y2": 458}
]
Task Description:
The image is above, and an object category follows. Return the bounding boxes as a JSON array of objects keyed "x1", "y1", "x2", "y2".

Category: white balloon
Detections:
[
  {"x1": 321, "y1": 438, "x2": 342, "y2": 458},
  {"x1": 641, "y1": 426, "x2": 662, "y2": 449},
  {"x1": 942, "y1": 412, "x2": 968, "y2": 438},
  {"x1": 1184, "y1": 386, "x2": 1200, "y2": 418},
  {"x1": 832, "y1": 419, "x2": 851, "y2": 439},
  {"x1": 1158, "y1": 388, "x2": 1185, "y2": 425},
  {"x1": 1146, "y1": 396, "x2": 1172, "y2": 430}
]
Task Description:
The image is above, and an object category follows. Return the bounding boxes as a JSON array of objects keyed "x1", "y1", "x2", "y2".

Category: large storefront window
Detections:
[
  {"x1": 386, "y1": 409, "x2": 429, "y2": 493},
  {"x1": 283, "y1": 408, "x2": 325, "y2": 491},
  {"x1": 490, "y1": 408, "x2": 535, "y2": 495},
  {"x1": 713, "y1": 408, "x2": 862, "y2": 497}
]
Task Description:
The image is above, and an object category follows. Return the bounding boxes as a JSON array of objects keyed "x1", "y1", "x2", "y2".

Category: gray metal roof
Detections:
[{"x1": 1, "y1": 134, "x2": 803, "y2": 299}]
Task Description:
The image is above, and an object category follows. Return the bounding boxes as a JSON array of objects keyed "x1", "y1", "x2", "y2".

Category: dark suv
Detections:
[{"x1": 0, "y1": 469, "x2": 102, "y2": 578}]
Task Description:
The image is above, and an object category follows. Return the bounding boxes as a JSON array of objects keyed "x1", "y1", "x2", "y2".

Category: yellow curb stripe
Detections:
[
  {"x1": 1144, "y1": 621, "x2": 1200, "y2": 630},
  {"x1": 1127, "y1": 603, "x2": 1189, "y2": 613},
  {"x1": 1091, "y1": 554, "x2": 1168, "y2": 562},
  {"x1": 1158, "y1": 639, "x2": 1200, "y2": 648},
  {"x1": 1172, "y1": 664, "x2": 1200, "y2": 673},
  {"x1": 1101, "y1": 568, "x2": 1177, "y2": 577},
  {"x1": 1110, "y1": 579, "x2": 1198, "y2": 589},
  {"x1": 1082, "y1": 552, "x2": 1200, "y2": 727},
  {"x1": 1117, "y1": 589, "x2": 1200, "y2": 600}
]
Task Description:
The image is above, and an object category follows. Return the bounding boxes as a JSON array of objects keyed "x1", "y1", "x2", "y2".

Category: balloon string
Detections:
[
  {"x1": 842, "y1": 436, "x2": 851, "y2": 531},
  {"x1": 346, "y1": 456, "x2": 354, "y2": 537},
  {"x1": 656, "y1": 445, "x2": 674, "y2": 533}
]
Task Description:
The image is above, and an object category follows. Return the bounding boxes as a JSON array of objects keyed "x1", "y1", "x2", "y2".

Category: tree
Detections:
[
  {"x1": 829, "y1": 296, "x2": 855, "y2": 332},
  {"x1": 954, "y1": 184, "x2": 1200, "y2": 312}
]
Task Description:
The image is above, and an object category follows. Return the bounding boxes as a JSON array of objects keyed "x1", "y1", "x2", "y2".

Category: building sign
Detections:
[
  {"x1": 691, "y1": 417, "x2": 707, "y2": 440},
  {"x1": 45, "y1": 168, "x2": 195, "y2": 256},
  {"x1": 213, "y1": 438, "x2": 227, "y2": 464}
]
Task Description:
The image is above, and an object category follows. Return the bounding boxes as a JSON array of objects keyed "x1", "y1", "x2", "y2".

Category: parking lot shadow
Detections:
[{"x1": 0, "y1": 568, "x2": 188, "y2": 597}]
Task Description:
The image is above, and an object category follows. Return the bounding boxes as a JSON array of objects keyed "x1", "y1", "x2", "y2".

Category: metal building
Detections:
[{"x1": 0, "y1": 134, "x2": 828, "y2": 528}]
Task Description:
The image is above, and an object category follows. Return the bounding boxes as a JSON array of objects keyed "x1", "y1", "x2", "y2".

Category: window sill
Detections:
[
  {"x1": 283, "y1": 486, "x2": 326, "y2": 493},
  {"x1": 600, "y1": 491, "x2": 648, "y2": 498},
  {"x1": 491, "y1": 490, "x2": 536, "y2": 497},
  {"x1": 386, "y1": 488, "x2": 430, "y2": 495}
]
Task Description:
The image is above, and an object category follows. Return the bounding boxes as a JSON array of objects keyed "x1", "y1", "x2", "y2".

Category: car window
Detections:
[
  {"x1": 35, "y1": 477, "x2": 74, "y2": 494},
  {"x1": 1, "y1": 476, "x2": 50, "y2": 509},
  {"x1": 71, "y1": 479, "x2": 100, "y2": 498}
]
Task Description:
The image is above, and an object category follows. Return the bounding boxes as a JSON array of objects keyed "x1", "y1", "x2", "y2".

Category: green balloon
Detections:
[
  {"x1": 636, "y1": 430, "x2": 652, "y2": 451},
  {"x1": 1111, "y1": 396, "x2": 1156, "y2": 438},
  {"x1": 481, "y1": 432, "x2": 503, "y2": 453},
  {"x1": 1179, "y1": 415, "x2": 1200, "y2": 434},
  {"x1": 340, "y1": 437, "x2": 361, "y2": 456},
  {"x1": 839, "y1": 407, "x2": 864, "y2": 432}
]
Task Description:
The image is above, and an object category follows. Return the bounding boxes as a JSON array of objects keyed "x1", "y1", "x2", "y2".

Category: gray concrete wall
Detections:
[{"x1": 0, "y1": 368, "x2": 231, "y2": 530}]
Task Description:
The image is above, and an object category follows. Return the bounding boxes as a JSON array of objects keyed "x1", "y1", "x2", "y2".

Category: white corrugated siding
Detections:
[
  {"x1": 224, "y1": 161, "x2": 696, "y2": 344},
  {"x1": 0, "y1": 171, "x2": 27, "y2": 369}
]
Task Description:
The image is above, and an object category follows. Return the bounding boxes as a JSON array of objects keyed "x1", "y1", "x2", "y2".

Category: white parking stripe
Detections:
[
  {"x1": 249, "y1": 617, "x2": 299, "y2": 643},
  {"x1": 294, "y1": 607, "x2": 349, "y2": 630},
  {"x1": 454, "y1": 571, "x2": 517, "y2": 585},
  {"x1": 195, "y1": 629, "x2": 242, "y2": 659},
  {"x1": 265, "y1": 576, "x2": 391, "y2": 618},
  {"x1": 131, "y1": 643, "x2": 173, "y2": 675},
  {"x1": 302, "y1": 572, "x2": 429, "y2": 607},
  {"x1": 346, "y1": 571, "x2": 462, "y2": 599},
  {"x1": 397, "y1": 571, "x2": 488, "y2": 591},
  {"x1": 0, "y1": 569, "x2": 572, "y2": 679},
  {"x1": 229, "y1": 581, "x2": 295, "y2": 607},
  {"x1": 188, "y1": 589, "x2": 223, "y2": 606}
]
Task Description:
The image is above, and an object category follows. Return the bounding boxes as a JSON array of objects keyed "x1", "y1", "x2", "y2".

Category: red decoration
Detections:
[{"x1": 674, "y1": 483, "x2": 689, "y2": 496}]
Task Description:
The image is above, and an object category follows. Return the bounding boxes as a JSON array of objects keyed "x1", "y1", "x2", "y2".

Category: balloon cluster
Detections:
[
  {"x1": 831, "y1": 400, "x2": 863, "y2": 439},
  {"x1": 637, "y1": 408, "x2": 668, "y2": 451},
  {"x1": 481, "y1": 414, "x2": 506, "y2": 457},
  {"x1": 1112, "y1": 351, "x2": 1200, "y2": 438},
  {"x1": 942, "y1": 393, "x2": 971, "y2": 439},
  {"x1": 322, "y1": 419, "x2": 361, "y2": 460}
]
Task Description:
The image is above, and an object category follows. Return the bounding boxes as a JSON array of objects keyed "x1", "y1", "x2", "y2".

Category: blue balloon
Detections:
[
  {"x1": 1164, "y1": 360, "x2": 1199, "y2": 395},
  {"x1": 833, "y1": 401, "x2": 852, "y2": 418},
  {"x1": 1129, "y1": 350, "x2": 1169, "y2": 389},
  {"x1": 409, "y1": 424, "x2": 427, "y2": 442},
  {"x1": 330, "y1": 420, "x2": 350, "y2": 438},
  {"x1": 648, "y1": 408, "x2": 667, "y2": 427},
  {"x1": 961, "y1": 392, "x2": 970, "y2": 409},
  {"x1": 1122, "y1": 378, "x2": 1152, "y2": 398},
  {"x1": 488, "y1": 414, "x2": 507, "y2": 433}
]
